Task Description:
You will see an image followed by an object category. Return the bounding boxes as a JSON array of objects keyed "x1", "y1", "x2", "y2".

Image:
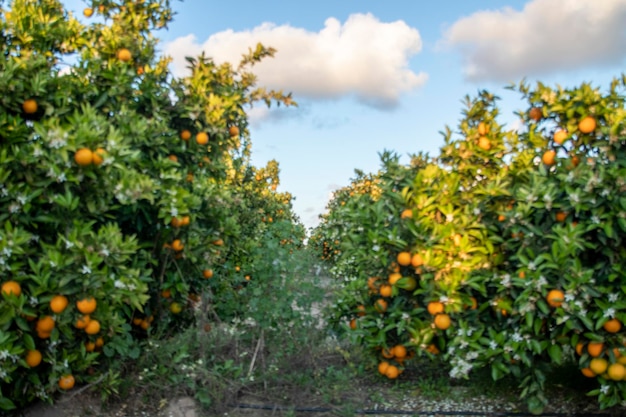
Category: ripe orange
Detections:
[
  {"x1": 171, "y1": 239, "x2": 184, "y2": 252},
  {"x1": 381, "y1": 347, "x2": 394, "y2": 359},
  {"x1": 349, "y1": 318, "x2": 357, "y2": 330},
  {"x1": 74, "y1": 148, "x2": 94, "y2": 166},
  {"x1": 196, "y1": 132, "x2": 209, "y2": 145},
  {"x1": 588, "y1": 342, "x2": 604, "y2": 358},
  {"x1": 392, "y1": 345, "x2": 407, "y2": 359},
  {"x1": 75, "y1": 315, "x2": 91, "y2": 329},
  {"x1": 542, "y1": 150, "x2": 556, "y2": 166},
  {"x1": 76, "y1": 297, "x2": 97, "y2": 314},
  {"x1": 589, "y1": 357, "x2": 608, "y2": 375},
  {"x1": 170, "y1": 217, "x2": 182, "y2": 227},
  {"x1": 379, "y1": 284, "x2": 392, "y2": 297},
  {"x1": 378, "y1": 361, "x2": 390, "y2": 375},
  {"x1": 385, "y1": 365, "x2": 400, "y2": 379},
  {"x1": 58, "y1": 374, "x2": 75, "y2": 390},
  {"x1": 607, "y1": 363, "x2": 626, "y2": 381},
  {"x1": 1, "y1": 280, "x2": 21, "y2": 297},
  {"x1": 497, "y1": 214, "x2": 506, "y2": 222},
  {"x1": 528, "y1": 107, "x2": 543, "y2": 121},
  {"x1": 36, "y1": 316, "x2": 55, "y2": 333},
  {"x1": 180, "y1": 130, "x2": 191, "y2": 141},
  {"x1": 396, "y1": 252, "x2": 411, "y2": 266},
  {"x1": 229, "y1": 126, "x2": 240, "y2": 137},
  {"x1": 140, "y1": 319, "x2": 150, "y2": 330},
  {"x1": 477, "y1": 122, "x2": 489, "y2": 136},
  {"x1": 575, "y1": 342, "x2": 584, "y2": 356},
  {"x1": 434, "y1": 313, "x2": 451, "y2": 330},
  {"x1": 83, "y1": 7, "x2": 93, "y2": 17},
  {"x1": 356, "y1": 305, "x2": 366, "y2": 317},
  {"x1": 116, "y1": 48, "x2": 132, "y2": 62},
  {"x1": 603, "y1": 319, "x2": 622, "y2": 334},
  {"x1": 368, "y1": 276, "x2": 380, "y2": 289},
  {"x1": 180, "y1": 216, "x2": 190, "y2": 226},
  {"x1": 477, "y1": 137, "x2": 491, "y2": 150},
  {"x1": 388, "y1": 273, "x2": 402, "y2": 285},
  {"x1": 203, "y1": 269, "x2": 214, "y2": 279},
  {"x1": 400, "y1": 209, "x2": 413, "y2": 219},
  {"x1": 375, "y1": 299, "x2": 388, "y2": 313},
  {"x1": 427, "y1": 301, "x2": 444, "y2": 316},
  {"x1": 425, "y1": 344, "x2": 440, "y2": 355},
  {"x1": 22, "y1": 99, "x2": 38, "y2": 114},
  {"x1": 546, "y1": 289, "x2": 564, "y2": 308},
  {"x1": 25, "y1": 350, "x2": 42, "y2": 367},
  {"x1": 161, "y1": 289, "x2": 172, "y2": 298},
  {"x1": 168, "y1": 154, "x2": 178, "y2": 163},
  {"x1": 85, "y1": 341, "x2": 96, "y2": 352},
  {"x1": 92, "y1": 148, "x2": 107, "y2": 165},
  {"x1": 555, "y1": 211, "x2": 567, "y2": 222},
  {"x1": 410, "y1": 253, "x2": 424, "y2": 267},
  {"x1": 212, "y1": 238, "x2": 224, "y2": 246},
  {"x1": 50, "y1": 295, "x2": 69, "y2": 314},
  {"x1": 581, "y1": 367, "x2": 595, "y2": 378},
  {"x1": 578, "y1": 116, "x2": 596, "y2": 134},
  {"x1": 85, "y1": 319, "x2": 101, "y2": 335},
  {"x1": 553, "y1": 129, "x2": 568, "y2": 145}
]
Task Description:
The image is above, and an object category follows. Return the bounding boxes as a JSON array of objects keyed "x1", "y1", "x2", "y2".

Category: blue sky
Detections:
[{"x1": 62, "y1": 0, "x2": 626, "y2": 231}]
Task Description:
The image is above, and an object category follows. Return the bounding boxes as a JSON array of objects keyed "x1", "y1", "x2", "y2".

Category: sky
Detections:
[{"x1": 61, "y1": 0, "x2": 626, "y2": 231}]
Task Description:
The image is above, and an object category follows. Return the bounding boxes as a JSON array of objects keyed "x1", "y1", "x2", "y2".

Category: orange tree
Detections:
[
  {"x1": 312, "y1": 76, "x2": 626, "y2": 413},
  {"x1": 0, "y1": 0, "x2": 296, "y2": 410}
]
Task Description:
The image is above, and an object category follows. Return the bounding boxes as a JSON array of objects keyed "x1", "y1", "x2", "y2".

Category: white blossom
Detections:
[{"x1": 81, "y1": 265, "x2": 91, "y2": 274}]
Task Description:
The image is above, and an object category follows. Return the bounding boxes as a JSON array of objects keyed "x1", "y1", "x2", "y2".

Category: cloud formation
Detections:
[
  {"x1": 440, "y1": 0, "x2": 626, "y2": 82},
  {"x1": 164, "y1": 13, "x2": 427, "y2": 108}
]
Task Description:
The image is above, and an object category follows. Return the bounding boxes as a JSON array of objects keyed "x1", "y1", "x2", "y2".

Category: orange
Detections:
[
  {"x1": 25, "y1": 350, "x2": 42, "y2": 367},
  {"x1": 75, "y1": 315, "x2": 91, "y2": 329},
  {"x1": 542, "y1": 150, "x2": 556, "y2": 166},
  {"x1": 410, "y1": 253, "x2": 424, "y2": 267},
  {"x1": 92, "y1": 148, "x2": 107, "y2": 165},
  {"x1": 555, "y1": 211, "x2": 567, "y2": 222},
  {"x1": 378, "y1": 361, "x2": 390, "y2": 375},
  {"x1": 477, "y1": 137, "x2": 491, "y2": 150},
  {"x1": 589, "y1": 357, "x2": 608, "y2": 375},
  {"x1": 368, "y1": 276, "x2": 380, "y2": 290},
  {"x1": 427, "y1": 301, "x2": 444, "y2": 316},
  {"x1": 546, "y1": 289, "x2": 564, "y2": 308},
  {"x1": 570, "y1": 154, "x2": 580, "y2": 167},
  {"x1": 196, "y1": 132, "x2": 209, "y2": 145},
  {"x1": 374, "y1": 299, "x2": 388, "y2": 313},
  {"x1": 528, "y1": 107, "x2": 542, "y2": 121},
  {"x1": 349, "y1": 318, "x2": 357, "y2": 330},
  {"x1": 170, "y1": 217, "x2": 182, "y2": 227},
  {"x1": 74, "y1": 148, "x2": 93, "y2": 166},
  {"x1": 96, "y1": 337, "x2": 104, "y2": 348},
  {"x1": 76, "y1": 297, "x2": 97, "y2": 314},
  {"x1": 36, "y1": 316, "x2": 55, "y2": 333},
  {"x1": 140, "y1": 319, "x2": 150, "y2": 330},
  {"x1": 37, "y1": 330, "x2": 51, "y2": 339},
  {"x1": 85, "y1": 341, "x2": 96, "y2": 352},
  {"x1": 434, "y1": 313, "x2": 451, "y2": 330},
  {"x1": 50, "y1": 295, "x2": 69, "y2": 314},
  {"x1": 477, "y1": 122, "x2": 489, "y2": 136},
  {"x1": 203, "y1": 269, "x2": 214, "y2": 279},
  {"x1": 171, "y1": 239, "x2": 184, "y2": 251},
  {"x1": 607, "y1": 363, "x2": 626, "y2": 381},
  {"x1": 578, "y1": 116, "x2": 596, "y2": 134},
  {"x1": 553, "y1": 129, "x2": 568, "y2": 145},
  {"x1": 603, "y1": 319, "x2": 622, "y2": 334},
  {"x1": 116, "y1": 48, "x2": 132, "y2": 62},
  {"x1": 392, "y1": 345, "x2": 407, "y2": 359},
  {"x1": 85, "y1": 319, "x2": 100, "y2": 335},
  {"x1": 58, "y1": 374, "x2": 75, "y2": 390},
  {"x1": 169, "y1": 302, "x2": 182, "y2": 314},
  {"x1": 356, "y1": 305, "x2": 366, "y2": 317},
  {"x1": 22, "y1": 99, "x2": 38, "y2": 114},
  {"x1": 588, "y1": 342, "x2": 604, "y2": 358},
  {"x1": 180, "y1": 130, "x2": 191, "y2": 141},
  {"x1": 425, "y1": 344, "x2": 440, "y2": 355},
  {"x1": 469, "y1": 296, "x2": 478, "y2": 310},
  {"x1": 379, "y1": 284, "x2": 392, "y2": 297},
  {"x1": 229, "y1": 126, "x2": 240, "y2": 137},
  {"x1": 212, "y1": 238, "x2": 224, "y2": 246},
  {"x1": 385, "y1": 365, "x2": 400, "y2": 379},
  {"x1": 400, "y1": 209, "x2": 413, "y2": 219},
  {"x1": 1, "y1": 280, "x2": 21, "y2": 297},
  {"x1": 396, "y1": 252, "x2": 411, "y2": 266},
  {"x1": 575, "y1": 342, "x2": 584, "y2": 356},
  {"x1": 83, "y1": 8, "x2": 93, "y2": 17},
  {"x1": 498, "y1": 214, "x2": 506, "y2": 222},
  {"x1": 381, "y1": 347, "x2": 394, "y2": 359},
  {"x1": 168, "y1": 154, "x2": 178, "y2": 163},
  {"x1": 161, "y1": 289, "x2": 172, "y2": 298},
  {"x1": 388, "y1": 273, "x2": 402, "y2": 285},
  {"x1": 180, "y1": 216, "x2": 190, "y2": 226},
  {"x1": 581, "y1": 367, "x2": 595, "y2": 378}
]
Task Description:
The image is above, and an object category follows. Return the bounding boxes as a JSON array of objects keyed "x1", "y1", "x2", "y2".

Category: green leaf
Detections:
[{"x1": 0, "y1": 397, "x2": 16, "y2": 411}]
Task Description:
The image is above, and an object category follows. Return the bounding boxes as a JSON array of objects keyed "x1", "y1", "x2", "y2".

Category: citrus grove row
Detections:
[
  {"x1": 310, "y1": 78, "x2": 626, "y2": 413},
  {"x1": 0, "y1": 0, "x2": 305, "y2": 411}
]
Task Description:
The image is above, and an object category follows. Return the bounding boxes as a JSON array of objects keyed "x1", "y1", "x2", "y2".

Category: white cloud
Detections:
[
  {"x1": 163, "y1": 13, "x2": 427, "y2": 108},
  {"x1": 440, "y1": 0, "x2": 626, "y2": 82}
]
